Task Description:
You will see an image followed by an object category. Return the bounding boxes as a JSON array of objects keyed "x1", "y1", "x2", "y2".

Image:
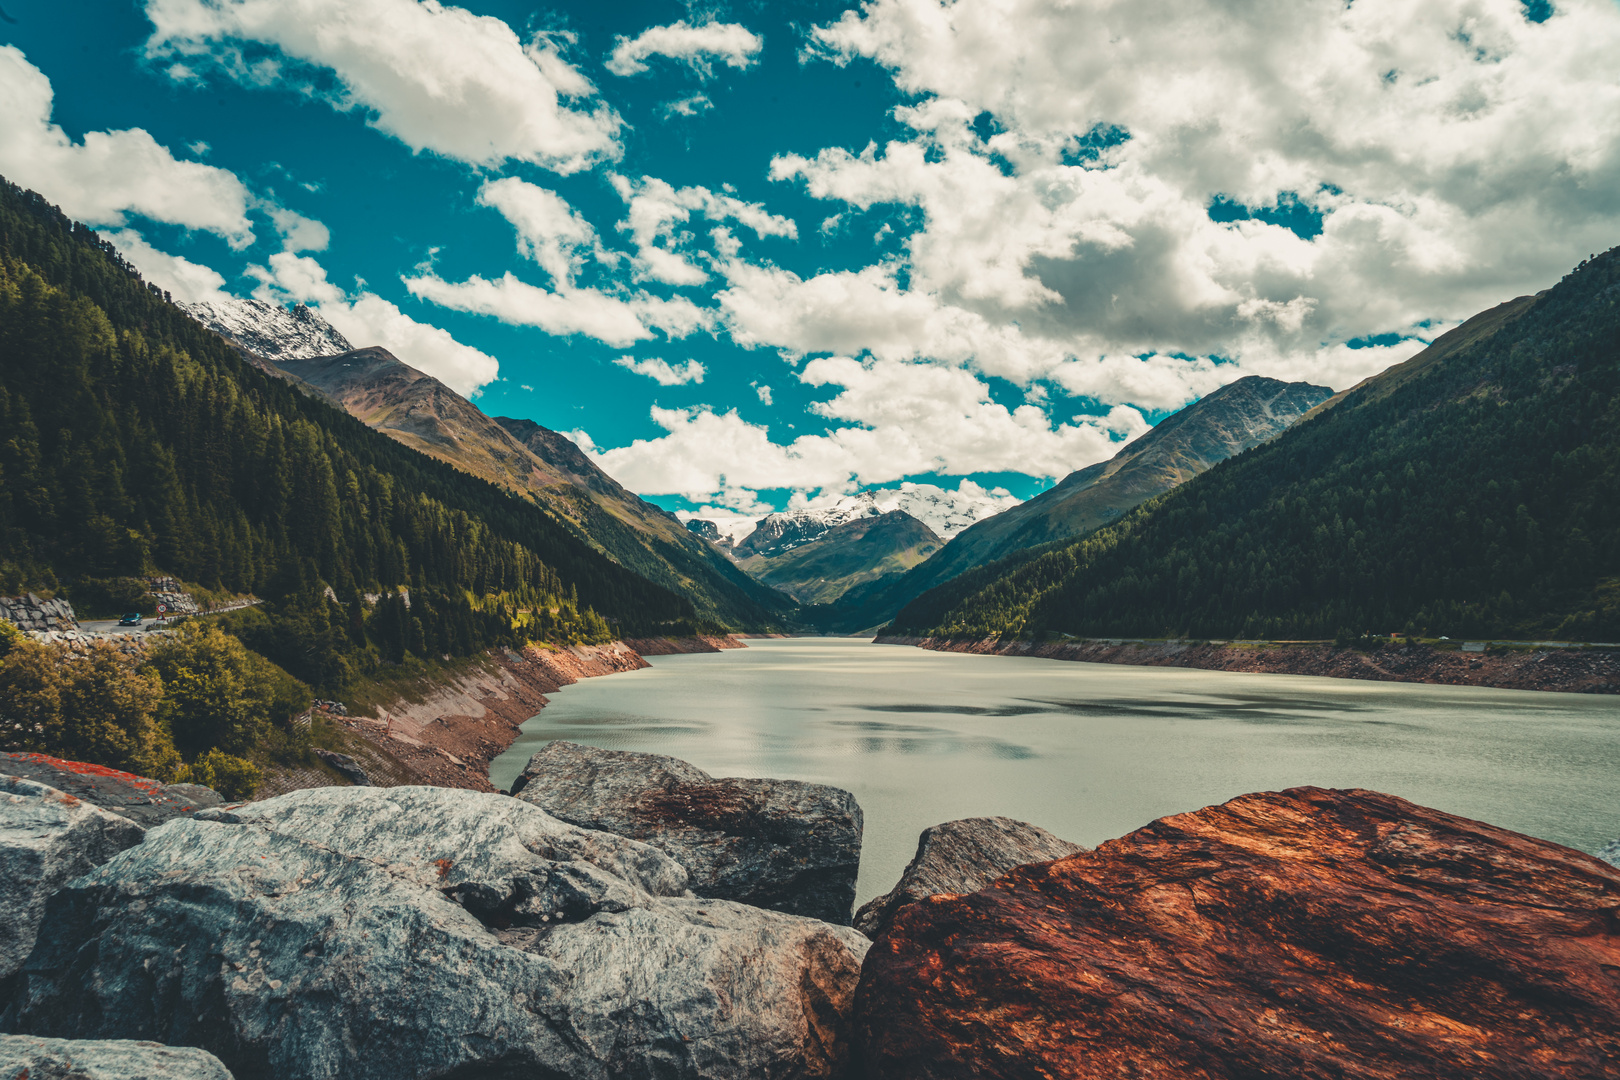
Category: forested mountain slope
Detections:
[
  {"x1": 822, "y1": 376, "x2": 1330, "y2": 631},
  {"x1": 260, "y1": 347, "x2": 789, "y2": 628},
  {"x1": 0, "y1": 178, "x2": 704, "y2": 688},
  {"x1": 891, "y1": 249, "x2": 1620, "y2": 641}
]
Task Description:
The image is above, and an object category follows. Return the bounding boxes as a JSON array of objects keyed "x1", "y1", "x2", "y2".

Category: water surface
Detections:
[{"x1": 491, "y1": 638, "x2": 1620, "y2": 905}]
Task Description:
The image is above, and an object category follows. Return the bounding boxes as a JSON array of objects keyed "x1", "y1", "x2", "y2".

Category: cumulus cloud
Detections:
[
  {"x1": 250, "y1": 251, "x2": 499, "y2": 395},
  {"x1": 143, "y1": 0, "x2": 621, "y2": 171},
  {"x1": 476, "y1": 177, "x2": 612, "y2": 286},
  {"x1": 581, "y1": 358, "x2": 1147, "y2": 505},
  {"x1": 791, "y1": 0, "x2": 1620, "y2": 400},
  {"x1": 614, "y1": 356, "x2": 705, "y2": 386},
  {"x1": 101, "y1": 229, "x2": 234, "y2": 305},
  {"x1": 605, "y1": 20, "x2": 763, "y2": 79},
  {"x1": 267, "y1": 206, "x2": 329, "y2": 253},
  {"x1": 404, "y1": 270, "x2": 710, "y2": 347},
  {"x1": 0, "y1": 46, "x2": 255, "y2": 246},
  {"x1": 612, "y1": 174, "x2": 798, "y2": 286}
]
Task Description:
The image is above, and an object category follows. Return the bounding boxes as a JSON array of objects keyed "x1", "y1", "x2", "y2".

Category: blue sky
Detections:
[{"x1": 3, "y1": 0, "x2": 1618, "y2": 525}]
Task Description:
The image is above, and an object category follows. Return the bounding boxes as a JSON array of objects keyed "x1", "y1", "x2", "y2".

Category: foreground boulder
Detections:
[
  {"x1": 853, "y1": 817, "x2": 1084, "y2": 939},
  {"x1": 9, "y1": 785, "x2": 869, "y2": 1080},
  {"x1": 0, "y1": 775, "x2": 144, "y2": 992},
  {"x1": 856, "y1": 787, "x2": 1620, "y2": 1079},
  {"x1": 0, "y1": 753, "x2": 222, "y2": 827},
  {"x1": 0, "y1": 1034, "x2": 233, "y2": 1079},
  {"x1": 513, "y1": 741, "x2": 863, "y2": 924}
]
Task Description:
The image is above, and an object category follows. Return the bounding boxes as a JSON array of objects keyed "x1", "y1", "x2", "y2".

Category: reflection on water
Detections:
[{"x1": 491, "y1": 638, "x2": 1620, "y2": 905}]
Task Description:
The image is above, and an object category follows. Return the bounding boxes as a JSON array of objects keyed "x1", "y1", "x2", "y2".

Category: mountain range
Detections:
[
  {"x1": 890, "y1": 246, "x2": 1620, "y2": 642},
  {"x1": 189, "y1": 318, "x2": 791, "y2": 630},
  {"x1": 792, "y1": 375, "x2": 1333, "y2": 630}
]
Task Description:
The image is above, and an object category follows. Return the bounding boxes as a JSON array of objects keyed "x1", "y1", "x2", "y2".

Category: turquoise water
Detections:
[{"x1": 490, "y1": 638, "x2": 1620, "y2": 905}]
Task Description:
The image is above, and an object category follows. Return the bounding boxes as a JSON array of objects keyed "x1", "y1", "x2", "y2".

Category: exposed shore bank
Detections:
[
  {"x1": 260, "y1": 636, "x2": 745, "y2": 796},
  {"x1": 875, "y1": 635, "x2": 1620, "y2": 694}
]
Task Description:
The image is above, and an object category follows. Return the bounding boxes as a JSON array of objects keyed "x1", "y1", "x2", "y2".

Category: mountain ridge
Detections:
[
  {"x1": 818, "y1": 375, "x2": 1333, "y2": 631},
  {"x1": 889, "y1": 247, "x2": 1620, "y2": 641}
]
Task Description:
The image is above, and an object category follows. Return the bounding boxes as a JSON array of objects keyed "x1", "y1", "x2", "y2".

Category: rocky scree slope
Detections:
[
  {"x1": 829, "y1": 376, "x2": 1330, "y2": 631},
  {"x1": 856, "y1": 786, "x2": 1620, "y2": 1080}
]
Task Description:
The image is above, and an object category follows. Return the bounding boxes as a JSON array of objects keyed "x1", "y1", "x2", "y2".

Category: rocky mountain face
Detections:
[
  {"x1": 854, "y1": 786, "x2": 1620, "y2": 1079},
  {"x1": 739, "y1": 511, "x2": 944, "y2": 606},
  {"x1": 179, "y1": 299, "x2": 351, "y2": 361},
  {"x1": 827, "y1": 376, "x2": 1332, "y2": 630}
]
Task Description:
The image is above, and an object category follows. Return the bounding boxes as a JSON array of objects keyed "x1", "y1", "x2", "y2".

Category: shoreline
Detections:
[
  {"x1": 874, "y1": 635, "x2": 1620, "y2": 694},
  {"x1": 259, "y1": 635, "x2": 745, "y2": 796}
]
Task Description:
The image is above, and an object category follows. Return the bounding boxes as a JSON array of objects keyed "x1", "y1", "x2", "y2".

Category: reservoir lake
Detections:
[{"x1": 490, "y1": 637, "x2": 1620, "y2": 905}]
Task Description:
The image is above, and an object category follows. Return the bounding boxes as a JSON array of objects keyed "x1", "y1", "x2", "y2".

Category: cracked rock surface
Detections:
[
  {"x1": 853, "y1": 817, "x2": 1085, "y2": 940},
  {"x1": 0, "y1": 1034, "x2": 233, "y2": 1079},
  {"x1": 0, "y1": 775, "x2": 144, "y2": 993},
  {"x1": 855, "y1": 787, "x2": 1620, "y2": 1080},
  {"x1": 512, "y1": 741, "x2": 863, "y2": 925},
  {"x1": 8, "y1": 785, "x2": 869, "y2": 1080}
]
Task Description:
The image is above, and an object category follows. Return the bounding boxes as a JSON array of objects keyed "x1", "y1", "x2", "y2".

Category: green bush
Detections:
[
  {"x1": 0, "y1": 638, "x2": 180, "y2": 778},
  {"x1": 178, "y1": 748, "x2": 261, "y2": 802}
]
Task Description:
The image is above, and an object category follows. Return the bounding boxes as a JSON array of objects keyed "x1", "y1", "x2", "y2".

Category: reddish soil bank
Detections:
[
  {"x1": 267, "y1": 636, "x2": 745, "y2": 797},
  {"x1": 876, "y1": 635, "x2": 1620, "y2": 694}
]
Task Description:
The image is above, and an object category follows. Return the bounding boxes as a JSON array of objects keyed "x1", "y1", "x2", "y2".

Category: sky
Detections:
[{"x1": 3, "y1": 0, "x2": 1618, "y2": 527}]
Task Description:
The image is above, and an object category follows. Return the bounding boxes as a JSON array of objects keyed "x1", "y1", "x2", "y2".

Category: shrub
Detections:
[
  {"x1": 0, "y1": 638, "x2": 180, "y2": 778},
  {"x1": 144, "y1": 623, "x2": 280, "y2": 758},
  {"x1": 178, "y1": 748, "x2": 261, "y2": 802}
]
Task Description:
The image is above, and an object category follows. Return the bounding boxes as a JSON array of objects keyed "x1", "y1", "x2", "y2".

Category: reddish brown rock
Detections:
[{"x1": 855, "y1": 787, "x2": 1620, "y2": 1080}]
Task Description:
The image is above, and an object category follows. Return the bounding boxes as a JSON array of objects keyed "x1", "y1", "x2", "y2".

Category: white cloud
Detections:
[
  {"x1": 614, "y1": 356, "x2": 705, "y2": 386},
  {"x1": 788, "y1": 0, "x2": 1620, "y2": 401},
  {"x1": 0, "y1": 46, "x2": 255, "y2": 246},
  {"x1": 249, "y1": 251, "x2": 499, "y2": 395},
  {"x1": 403, "y1": 270, "x2": 710, "y2": 347},
  {"x1": 659, "y1": 94, "x2": 713, "y2": 119},
  {"x1": 267, "y1": 206, "x2": 329, "y2": 252},
  {"x1": 101, "y1": 229, "x2": 234, "y2": 306},
  {"x1": 581, "y1": 358, "x2": 1147, "y2": 506},
  {"x1": 611, "y1": 174, "x2": 798, "y2": 287},
  {"x1": 752, "y1": 382, "x2": 773, "y2": 405},
  {"x1": 605, "y1": 20, "x2": 763, "y2": 79},
  {"x1": 144, "y1": 0, "x2": 621, "y2": 171},
  {"x1": 476, "y1": 177, "x2": 611, "y2": 287}
]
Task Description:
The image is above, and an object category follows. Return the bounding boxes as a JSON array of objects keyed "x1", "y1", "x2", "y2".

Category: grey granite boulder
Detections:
[
  {"x1": 511, "y1": 741, "x2": 863, "y2": 925},
  {"x1": 0, "y1": 753, "x2": 221, "y2": 827},
  {"x1": 8, "y1": 785, "x2": 870, "y2": 1080},
  {"x1": 0, "y1": 1034, "x2": 233, "y2": 1079},
  {"x1": 0, "y1": 775, "x2": 144, "y2": 992},
  {"x1": 853, "y1": 816, "x2": 1086, "y2": 939}
]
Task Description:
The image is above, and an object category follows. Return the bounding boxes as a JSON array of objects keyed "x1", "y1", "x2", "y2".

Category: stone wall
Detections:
[{"x1": 0, "y1": 594, "x2": 77, "y2": 632}]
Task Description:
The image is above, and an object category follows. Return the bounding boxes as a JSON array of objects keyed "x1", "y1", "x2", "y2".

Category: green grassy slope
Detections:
[{"x1": 891, "y1": 249, "x2": 1620, "y2": 642}]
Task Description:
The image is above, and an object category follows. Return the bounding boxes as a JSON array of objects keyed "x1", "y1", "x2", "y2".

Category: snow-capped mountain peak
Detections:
[
  {"x1": 181, "y1": 298, "x2": 353, "y2": 361},
  {"x1": 694, "y1": 482, "x2": 1023, "y2": 559}
]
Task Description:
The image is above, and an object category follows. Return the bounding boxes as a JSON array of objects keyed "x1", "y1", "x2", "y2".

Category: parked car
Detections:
[{"x1": 118, "y1": 613, "x2": 143, "y2": 626}]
